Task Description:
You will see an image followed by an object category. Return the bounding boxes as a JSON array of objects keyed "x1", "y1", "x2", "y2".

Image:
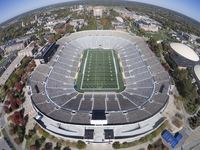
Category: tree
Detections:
[
  {"x1": 11, "y1": 74, "x2": 20, "y2": 85},
  {"x1": 10, "y1": 109, "x2": 25, "y2": 125},
  {"x1": 45, "y1": 142, "x2": 53, "y2": 150},
  {"x1": 35, "y1": 136, "x2": 46, "y2": 149},
  {"x1": 147, "y1": 144, "x2": 154, "y2": 150},
  {"x1": 30, "y1": 145, "x2": 37, "y2": 150},
  {"x1": 100, "y1": 18, "x2": 111, "y2": 29},
  {"x1": 35, "y1": 137, "x2": 45, "y2": 149},
  {"x1": 21, "y1": 57, "x2": 31, "y2": 68},
  {"x1": 16, "y1": 98, "x2": 23, "y2": 106},
  {"x1": 15, "y1": 69, "x2": 24, "y2": 78},
  {"x1": 112, "y1": 141, "x2": 121, "y2": 149},
  {"x1": 14, "y1": 137, "x2": 22, "y2": 144},
  {"x1": 3, "y1": 106, "x2": 10, "y2": 113},
  {"x1": 76, "y1": 140, "x2": 86, "y2": 149},
  {"x1": 162, "y1": 42, "x2": 170, "y2": 52},
  {"x1": 148, "y1": 37, "x2": 162, "y2": 57},
  {"x1": 65, "y1": 24, "x2": 74, "y2": 33},
  {"x1": 38, "y1": 36, "x2": 46, "y2": 46},
  {"x1": 63, "y1": 146, "x2": 71, "y2": 150},
  {"x1": 25, "y1": 128, "x2": 36, "y2": 140},
  {"x1": 196, "y1": 38, "x2": 200, "y2": 44},
  {"x1": 10, "y1": 98, "x2": 18, "y2": 110},
  {"x1": 0, "y1": 86, "x2": 6, "y2": 102},
  {"x1": 54, "y1": 142, "x2": 62, "y2": 150},
  {"x1": 48, "y1": 34, "x2": 62, "y2": 43},
  {"x1": 173, "y1": 68, "x2": 199, "y2": 114},
  {"x1": 9, "y1": 123, "x2": 17, "y2": 135},
  {"x1": 35, "y1": 125, "x2": 49, "y2": 138},
  {"x1": 14, "y1": 82, "x2": 23, "y2": 93},
  {"x1": 5, "y1": 80, "x2": 13, "y2": 90},
  {"x1": 16, "y1": 125, "x2": 25, "y2": 142},
  {"x1": 23, "y1": 114, "x2": 29, "y2": 125}
]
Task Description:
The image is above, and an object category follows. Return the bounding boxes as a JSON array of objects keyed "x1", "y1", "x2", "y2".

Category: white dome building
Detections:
[
  {"x1": 193, "y1": 65, "x2": 200, "y2": 88},
  {"x1": 170, "y1": 43, "x2": 199, "y2": 68}
]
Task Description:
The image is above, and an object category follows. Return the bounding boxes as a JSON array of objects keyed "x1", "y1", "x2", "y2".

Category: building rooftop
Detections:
[
  {"x1": 36, "y1": 43, "x2": 55, "y2": 59},
  {"x1": 170, "y1": 43, "x2": 199, "y2": 62}
]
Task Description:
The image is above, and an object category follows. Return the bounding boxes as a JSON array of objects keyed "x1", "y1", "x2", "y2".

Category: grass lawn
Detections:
[{"x1": 76, "y1": 49, "x2": 125, "y2": 92}]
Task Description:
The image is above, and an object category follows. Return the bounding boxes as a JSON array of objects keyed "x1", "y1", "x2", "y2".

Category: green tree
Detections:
[
  {"x1": 112, "y1": 141, "x2": 121, "y2": 149},
  {"x1": 54, "y1": 142, "x2": 62, "y2": 150},
  {"x1": 148, "y1": 37, "x2": 162, "y2": 57},
  {"x1": 38, "y1": 36, "x2": 46, "y2": 46},
  {"x1": 35, "y1": 136, "x2": 46, "y2": 149},
  {"x1": 76, "y1": 140, "x2": 86, "y2": 149}
]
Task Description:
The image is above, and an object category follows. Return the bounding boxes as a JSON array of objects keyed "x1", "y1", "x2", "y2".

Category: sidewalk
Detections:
[
  {"x1": 83, "y1": 135, "x2": 161, "y2": 150},
  {"x1": 21, "y1": 87, "x2": 37, "y2": 150}
]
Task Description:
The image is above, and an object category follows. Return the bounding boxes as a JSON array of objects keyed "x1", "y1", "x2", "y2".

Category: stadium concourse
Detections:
[{"x1": 28, "y1": 30, "x2": 170, "y2": 143}]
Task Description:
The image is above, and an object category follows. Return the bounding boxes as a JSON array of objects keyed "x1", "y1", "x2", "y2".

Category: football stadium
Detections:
[{"x1": 29, "y1": 30, "x2": 170, "y2": 142}]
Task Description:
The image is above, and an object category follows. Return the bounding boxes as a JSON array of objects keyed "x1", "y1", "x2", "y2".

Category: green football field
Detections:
[{"x1": 76, "y1": 49, "x2": 125, "y2": 92}]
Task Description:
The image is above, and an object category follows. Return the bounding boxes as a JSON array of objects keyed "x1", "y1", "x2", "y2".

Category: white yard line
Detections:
[
  {"x1": 112, "y1": 50, "x2": 120, "y2": 90},
  {"x1": 103, "y1": 51, "x2": 105, "y2": 88},
  {"x1": 80, "y1": 50, "x2": 89, "y2": 89},
  {"x1": 81, "y1": 87, "x2": 119, "y2": 90},
  {"x1": 95, "y1": 51, "x2": 97, "y2": 88}
]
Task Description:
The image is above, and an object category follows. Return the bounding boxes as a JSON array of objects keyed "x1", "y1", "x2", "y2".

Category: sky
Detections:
[{"x1": 0, "y1": 0, "x2": 200, "y2": 23}]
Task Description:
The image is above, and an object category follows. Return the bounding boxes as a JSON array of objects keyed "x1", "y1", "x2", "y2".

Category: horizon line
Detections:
[{"x1": 0, "y1": 0, "x2": 200, "y2": 25}]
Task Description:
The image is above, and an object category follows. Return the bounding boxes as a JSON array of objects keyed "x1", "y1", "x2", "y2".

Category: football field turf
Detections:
[{"x1": 76, "y1": 49, "x2": 124, "y2": 92}]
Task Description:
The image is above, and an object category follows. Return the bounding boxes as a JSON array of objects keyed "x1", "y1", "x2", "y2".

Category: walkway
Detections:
[{"x1": 21, "y1": 87, "x2": 37, "y2": 150}]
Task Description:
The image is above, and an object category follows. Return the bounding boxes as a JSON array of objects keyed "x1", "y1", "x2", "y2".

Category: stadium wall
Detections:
[{"x1": 31, "y1": 98, "x2": 168, "y2": 143}]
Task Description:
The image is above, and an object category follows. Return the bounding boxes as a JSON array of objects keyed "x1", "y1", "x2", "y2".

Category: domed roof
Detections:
[
  {"x1": 194, "y1": 65, "x2": 200, "y2": 81},
  {"x1": 170, "y1": 43, "x2": 199, "y2": 62}
]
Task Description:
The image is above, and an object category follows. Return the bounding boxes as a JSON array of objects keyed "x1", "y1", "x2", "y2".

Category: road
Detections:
[{"x1": 180, "y1": 126, "x2": 200, "y2": 150}]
